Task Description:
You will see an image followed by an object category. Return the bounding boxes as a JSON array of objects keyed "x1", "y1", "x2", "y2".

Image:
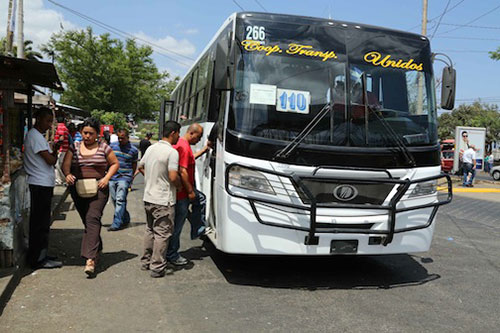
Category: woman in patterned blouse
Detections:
[{"x1": 62, "y1": 117, "x2": 119, "y2": 277}]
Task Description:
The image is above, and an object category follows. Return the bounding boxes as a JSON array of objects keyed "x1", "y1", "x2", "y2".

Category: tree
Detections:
[
  {"x1": 91, "y1": 110, "x2": 128, "y2": 130},
  {"x1": 0, "y1": 38, "x2": 43, "y2": 60},
  {"x1": 438, "y1": 101, "x2": 500, "y2": 150},
  {"x1": 43, "y1": 27, "x2": 177, "y2": 120},
  {"x1": 490, "y1": 46, "x2": 500, "y2": 61}
]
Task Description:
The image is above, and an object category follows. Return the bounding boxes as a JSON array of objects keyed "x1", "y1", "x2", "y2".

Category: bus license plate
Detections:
[{"x1": 330, "y1": 240, "x2": 358, "y2": 254}]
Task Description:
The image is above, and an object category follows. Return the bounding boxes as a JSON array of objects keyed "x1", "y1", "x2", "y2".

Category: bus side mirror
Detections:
[{"x1": 441, "y1": 66, "x2": 456, "y2": 110}]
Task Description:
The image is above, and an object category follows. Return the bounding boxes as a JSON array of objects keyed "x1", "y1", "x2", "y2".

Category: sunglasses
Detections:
[{"x1": 462, "y1": 135, "x2": 468, "y2": 137}]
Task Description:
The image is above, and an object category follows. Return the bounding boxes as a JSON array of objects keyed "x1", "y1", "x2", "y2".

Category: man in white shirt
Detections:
[
  {"x1": 137, "y1": 120, "x2": 182, "y2": 278},
  {"x1": 110, "y1": 132, "x2": 119, "y2": 144},
  {"x1": 24, "y1": 107, "x2": 63, "y2": 269},
  {"x1": 462, "y1": 144, "x2": 477, "y2": 187}
]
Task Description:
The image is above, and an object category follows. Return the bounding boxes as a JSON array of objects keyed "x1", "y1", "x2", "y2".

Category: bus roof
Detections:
[
  {"x1": 235, "y1": 12, "x2": 426, "y2": 40},
  {"x1": 171, "y1": 11, "x2": 428, "y2": 97}
]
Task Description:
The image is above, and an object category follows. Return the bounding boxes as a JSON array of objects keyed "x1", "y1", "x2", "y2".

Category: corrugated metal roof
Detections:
[{"x1": 0, "y1": 55, "x2": 63, "y2": 91}]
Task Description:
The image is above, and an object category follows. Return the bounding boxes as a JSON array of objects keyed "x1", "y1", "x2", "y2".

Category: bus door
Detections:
[{"x1": 158, "y1": 99, "x2": 174, "y2": 140}]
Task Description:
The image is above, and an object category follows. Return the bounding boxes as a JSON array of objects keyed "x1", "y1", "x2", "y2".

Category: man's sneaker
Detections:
[
  {"x1": 140, "y1": 264, "x2": 149, "y2": 271},
  {"x1": 107, "y1": 226, "x2": 120, "y2": 231},
  {"x1": 203, "y1": 226, "x2": 214, "y2": 235},
  {"x1": 170, "y1": 256, "x2": 189, "y2": 266},
  {"x1": 150, "y1": 270, "x2": 165, "y2": 278},
  {"x1": 37, "y1": 258, "x2": 63, "y2": 269}
]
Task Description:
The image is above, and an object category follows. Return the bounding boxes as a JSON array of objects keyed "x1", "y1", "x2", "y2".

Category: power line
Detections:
[
  {"x1": 456, "y1": 96, "x2": 500, "y2": 100},
  {"x1": 407, "y1": 0, "x2": 465, "y2": 31},
  {"x1": 254, "y1": 0, "x2": 267, "y2": 12},
  {"x1": 438, "y1": 4, "x2": 500, "y2": 35},
  {"x1": 232, "y1": 0, "x2": 245, "y2": 11},
  {"x1": 434, "y1": 36, "x2": 500, "y2": 41},
  {"x1": 47, "y1": 0, "x2": 194, "y2": 67},
  {"x1": 440, "y1": 22, "x2": 500, "y2": 30},
  {"x1": 430, "y1": 0, "x2": 452, "y2": 39},
  {"x1": 434, "y1": 49, "x2": 492, "y2": 53}
]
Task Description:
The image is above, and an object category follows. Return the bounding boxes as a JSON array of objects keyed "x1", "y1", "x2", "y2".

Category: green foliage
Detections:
[
  {"x1": 91, "y1": 110, "x2": 128, "y2": 130},
  {"x1": 0, "y1": 38, "x2": 43, "y2": 60},
  {"x1": 43, "y1": 27, "x2": 178, "y2": 120},
  {"x1": 136, "y1": 121, "x2": 159, "y2": 139},
  {"x1": 438, "y1": 101, "x2": 500, "y2": 147},
  {"x1": 490, "y1": 46, "x2": 500, "y2": 61}
]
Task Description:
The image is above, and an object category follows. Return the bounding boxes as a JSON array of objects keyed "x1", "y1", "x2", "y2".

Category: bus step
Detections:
[{"x1": 305, "y1": 235, "x2": 319, "y2": 245}]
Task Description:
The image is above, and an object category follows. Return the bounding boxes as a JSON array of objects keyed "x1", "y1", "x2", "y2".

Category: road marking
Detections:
[{"x1": 438, "y1": 187, "x2": 500, "y2": 193}]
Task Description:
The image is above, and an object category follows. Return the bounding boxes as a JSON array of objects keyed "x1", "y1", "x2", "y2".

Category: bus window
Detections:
[
  {"x1": 196, "y1": 89, "x2": 205, "y2": 119},
  {"x1": 198, "y1": 56, "x2": 209, "y2": 88},
  {"x1": 191, "y1": 68, "x2": 199, "y2": 95},
  {"x1": 185, "y1": 76, "x2": 192, "y2": 101},
  {"x1": 189, "y1": 96, "x2": 197, "y2": 119}
]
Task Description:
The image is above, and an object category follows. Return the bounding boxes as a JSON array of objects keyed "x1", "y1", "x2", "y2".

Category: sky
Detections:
[{"x1": 1, "y1": 0, "x2": 500, "y2": 107}]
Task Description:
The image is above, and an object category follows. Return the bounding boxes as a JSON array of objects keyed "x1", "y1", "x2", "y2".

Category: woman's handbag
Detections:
[
  {"x1": 74, "y1": 142, "x2": 98, "y2": 198},
  {"x1": 75, "y1": 178, "x2": 98, "y2": 198}
]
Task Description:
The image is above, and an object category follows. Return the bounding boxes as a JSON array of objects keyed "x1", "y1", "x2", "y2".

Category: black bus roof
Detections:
[{"x1": 235, "y1": 12, "x2": 427, "y2": 41}]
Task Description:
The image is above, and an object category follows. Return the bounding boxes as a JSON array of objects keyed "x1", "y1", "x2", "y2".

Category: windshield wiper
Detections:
[
  {"x1": 273, "y1": 102, "x2": 331, "y2": 160},
  {"x1": 361, "y1": 74, "x2": 416, "y2": 167}
]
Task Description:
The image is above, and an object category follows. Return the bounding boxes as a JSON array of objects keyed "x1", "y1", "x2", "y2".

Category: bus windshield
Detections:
[{"x1": 228, "y1": 18, "x2": 438, "y2": 149}]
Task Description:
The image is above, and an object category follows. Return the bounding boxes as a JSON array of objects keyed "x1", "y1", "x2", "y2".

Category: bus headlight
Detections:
[
  {"x1": 408, "y1": 180, "x2": 437, "y2": 197},
  {"x1": 228, "y1": 165, "x2": 276, "y2": 195}
]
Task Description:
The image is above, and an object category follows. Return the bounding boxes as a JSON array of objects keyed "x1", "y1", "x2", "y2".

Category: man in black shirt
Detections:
[{"x1": 139, "y1": 132, "x2": 152, "y2": 157}]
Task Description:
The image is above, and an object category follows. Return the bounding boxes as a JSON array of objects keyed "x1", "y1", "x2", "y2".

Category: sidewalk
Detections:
[
  {"x1": 0, "y1": 176, "x2": 188, "y2": 330},
  {"x1": 0, "y1": 185, "x2": 69, "y2": 315}
]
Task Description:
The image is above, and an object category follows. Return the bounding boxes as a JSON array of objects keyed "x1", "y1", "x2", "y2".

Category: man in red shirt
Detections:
[
  {"x1": 166, "y1": 123, "x2": 210, "y2": 266},
  {"x1": 54, "y1": 116, "x2": 70, "y2": 185}
]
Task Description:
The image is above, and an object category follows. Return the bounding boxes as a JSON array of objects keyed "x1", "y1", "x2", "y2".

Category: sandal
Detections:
[{"x1": 84, "y1": 259, "x2": 95, "y2": 277}]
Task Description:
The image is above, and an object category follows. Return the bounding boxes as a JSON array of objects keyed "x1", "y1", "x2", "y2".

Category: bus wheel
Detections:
[{"x1": 493, "y1": 171, "x2": 500, "y2": 181}]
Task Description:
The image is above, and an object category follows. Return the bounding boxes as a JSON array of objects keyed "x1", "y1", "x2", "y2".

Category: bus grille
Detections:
[{"x1": 296, "y1": 179, "x2": 395, "y2": 205}]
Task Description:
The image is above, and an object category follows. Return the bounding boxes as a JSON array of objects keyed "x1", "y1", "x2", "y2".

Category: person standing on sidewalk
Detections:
[
  {"x1": 139, "y1": 132, "x2": 152, "y2": 158},
  {"x1": 62, "y1": 117, "x2": 119, "y2": 277},
  {"x1": 54, "y1": 116, "x2": 70, "y2": 185},
  {"x1": 108, "y1": 129, "x2": 138, "y2": 231},
  {"x1": 23, "y1": 107, "x2": 63, "y2": 269},
  {"x1": 166, "y1": 123, "x2": 210, "y2": 267},
  {"x1": 137, "y1": 121, "x2": 182, "y2": 278},
  {"x1": 462, "y1": 144, "x2": 477, "y2": 187}
]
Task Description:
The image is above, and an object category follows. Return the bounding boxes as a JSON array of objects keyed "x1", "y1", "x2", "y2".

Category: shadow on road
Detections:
[
  {"x1": 204, "y1": 241, "x2": 439, "y2": 290},
  {"x1": 47, "y1": 228, "x2": 138, "y2": 274}
]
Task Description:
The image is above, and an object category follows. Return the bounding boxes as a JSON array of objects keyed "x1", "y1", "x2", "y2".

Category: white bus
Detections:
[{"x1": 165, "y1": 12, "x2": 454, "y2": 255}]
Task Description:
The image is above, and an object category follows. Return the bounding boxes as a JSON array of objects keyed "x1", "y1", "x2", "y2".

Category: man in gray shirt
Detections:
[
  {"x1": 24, "y1": 107, "x2": 63, "y2": 269},
  {"x1": 137, "y1": 121, "x2": 182, "y2": 278}
]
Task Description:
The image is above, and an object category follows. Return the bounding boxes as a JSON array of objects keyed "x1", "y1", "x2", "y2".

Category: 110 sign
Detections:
[{"x1": 276, "y1": 89, "x2": 310, "y2": 114}]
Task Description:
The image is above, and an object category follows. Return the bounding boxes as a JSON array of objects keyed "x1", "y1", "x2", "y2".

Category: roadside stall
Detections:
[{"x1": 0, "y1": 55, "x2": 63, "y2": 268}]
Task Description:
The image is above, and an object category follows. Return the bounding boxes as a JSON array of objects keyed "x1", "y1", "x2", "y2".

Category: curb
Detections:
[{"x1": 0, "y1": 187, "x2": 69, "y2": 316}]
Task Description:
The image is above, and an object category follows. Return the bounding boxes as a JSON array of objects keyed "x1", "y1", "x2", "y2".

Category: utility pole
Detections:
[
  {"x1": 416, "y1": 0, "x2": 428, "y2": 115},
  {"x1": 16, "y1": 0, "x2": 24, "y2": 59},
  {"x1": 5, "y1": 0, "x2": 15, "y2": 55},
  {"x1": 421, "y1": 0, "x2": 428, "y2": 35}
]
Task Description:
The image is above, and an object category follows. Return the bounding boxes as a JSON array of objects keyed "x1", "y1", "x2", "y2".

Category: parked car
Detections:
[
  {"x1": 441, "y1": 150, "x2": 454, "y2": 173},
  {"x1": 440, "y1": 139, "x2": 455, "y2": 173},
  {"x1": 490, "y1": 165, "x2": 500, "y2": 180}
]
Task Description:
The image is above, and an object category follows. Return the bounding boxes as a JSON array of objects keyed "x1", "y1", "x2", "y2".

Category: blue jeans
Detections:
[
  {"x1": 463, "y1": 163, "x2": 475, "y2": 185},
  {"x1": 166, "y1": 190, "x2": 206, "y2": 261},
  {"x1": 109, "y1": 180, "x2": 131, "y2": 228}
]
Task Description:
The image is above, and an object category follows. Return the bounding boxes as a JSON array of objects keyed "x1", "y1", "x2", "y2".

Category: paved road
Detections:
[{"x1": 0, "y1": 177, "x2": 499, "y2": 332}]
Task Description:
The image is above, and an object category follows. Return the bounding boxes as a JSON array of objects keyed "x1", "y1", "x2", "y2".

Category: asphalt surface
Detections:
[{"x1": 0, "y1": 175, "x2": 499, "y2": 332}]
